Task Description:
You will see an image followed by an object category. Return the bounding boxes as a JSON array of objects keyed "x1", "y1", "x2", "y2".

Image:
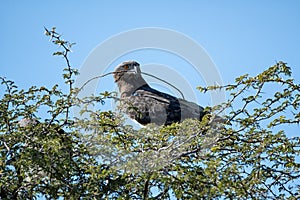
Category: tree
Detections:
[{"x1": 0, "y1": 28, "x2": 299, "y2": 199}]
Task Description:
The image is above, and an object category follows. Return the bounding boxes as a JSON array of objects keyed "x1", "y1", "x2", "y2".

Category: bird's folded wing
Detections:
[
  {"x1": 120, "y1": 94, "x2": 171, "y2": 125},
  {"x1": 120, "y1": 89, "x2": 207, "y2": 125}
]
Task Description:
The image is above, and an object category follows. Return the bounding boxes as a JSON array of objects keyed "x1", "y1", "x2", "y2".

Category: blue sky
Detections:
[
  {"x1": 1, "y1": 1, "x2": 299, "y2": 121},
  {"x1": 1, "y1": 0, "x2": 299, "y2": 87}
]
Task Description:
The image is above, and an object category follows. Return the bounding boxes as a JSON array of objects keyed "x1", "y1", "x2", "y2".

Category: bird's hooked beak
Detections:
[
  {"x1": 134, "y1": 65, "x2": 138, "y2": 73},
  {"x1": 127, "y1": 65, "x2": 140, "y2": 74},
  {"x1": 133, "y1": 65, "x2": 141, "y2": 74}
]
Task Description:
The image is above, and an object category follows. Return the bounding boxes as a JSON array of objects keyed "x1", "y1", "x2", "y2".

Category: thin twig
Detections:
[
  {"x1": 141, "y1": 72, "x2": 185, "y2": 99},
  {"x1": 77, "y1": 70, "x2": 186, "y2": 99},
  {"x1": 78, "y1": 72, "x2": 115, "y2": 93}
]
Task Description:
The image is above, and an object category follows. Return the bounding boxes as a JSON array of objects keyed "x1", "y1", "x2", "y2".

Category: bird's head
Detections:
[
  {"x1": 114, "y1": 61, "x2": 147, "y2": 97},
  {"x1": 113, "y1": 61, "x2": 141, "y2": 82}
]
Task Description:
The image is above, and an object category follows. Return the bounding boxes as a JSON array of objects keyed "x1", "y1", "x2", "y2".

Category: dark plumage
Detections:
[{"x1": 114, "y1": 61, "x2": 207, "y2": 126}]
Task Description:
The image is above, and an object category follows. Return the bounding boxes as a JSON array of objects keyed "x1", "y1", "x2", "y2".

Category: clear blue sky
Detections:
[
  {"x1": 1, "y1": 0, "x2": 299, "y2": 86},
  {"x1": 1, "y1": 1, "x2": 299, "y2": 120}
]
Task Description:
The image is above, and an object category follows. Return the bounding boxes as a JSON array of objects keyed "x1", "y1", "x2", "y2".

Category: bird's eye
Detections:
[{"x1": 124, "y1": 65, "x2": 129, "y2": 70}]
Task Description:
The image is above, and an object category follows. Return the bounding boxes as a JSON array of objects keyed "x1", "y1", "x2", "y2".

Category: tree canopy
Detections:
[{"x1": 0, "y1": 28, "x2": 299, "y2": 199}]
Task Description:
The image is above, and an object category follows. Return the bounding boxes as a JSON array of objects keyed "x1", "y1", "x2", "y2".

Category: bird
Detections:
[
  {"x1": 114, "y1": 61, "x2": 209, "y2": 126},
  {"x1": 18, "y1": 118, "x2": 65, "y2": 135}
]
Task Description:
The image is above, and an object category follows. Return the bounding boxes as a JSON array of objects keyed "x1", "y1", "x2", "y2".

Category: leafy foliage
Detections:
[{"x1": 0, "y1": 28, "x2": 299, "y2": 199}]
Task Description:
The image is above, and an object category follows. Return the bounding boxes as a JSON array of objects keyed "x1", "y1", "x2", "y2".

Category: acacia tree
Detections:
[{"x1": 0, "y1": 28, "x2": 299, "y2": 199}]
